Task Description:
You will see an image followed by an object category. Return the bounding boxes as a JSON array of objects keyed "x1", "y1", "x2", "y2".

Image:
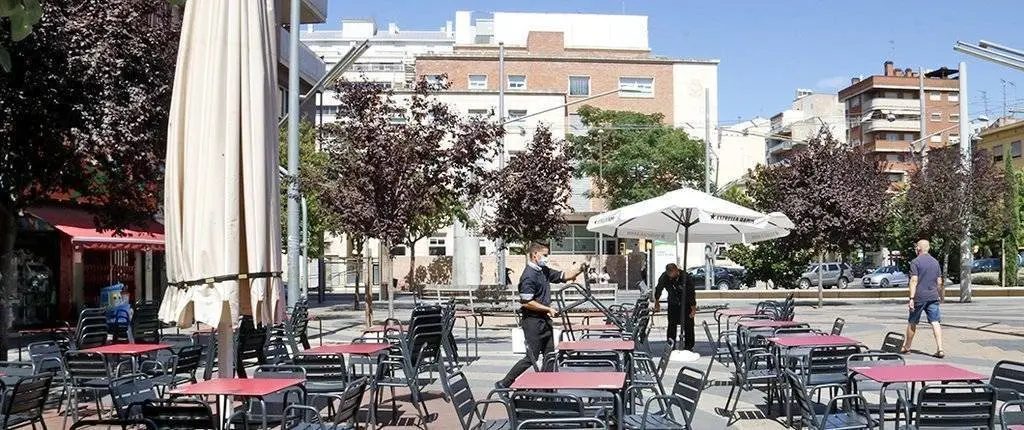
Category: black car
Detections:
[
  {"x1": 687, "y1": 266, "x2": 744, "y2": 290},
  {"x1": 971, "y1": 258, "x2": 1000, "y2": 273}
]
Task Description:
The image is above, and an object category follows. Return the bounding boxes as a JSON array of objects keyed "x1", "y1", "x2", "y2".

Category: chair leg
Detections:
[{"x1": 726, "y1": 385, "x2": 743, "y2": 427}]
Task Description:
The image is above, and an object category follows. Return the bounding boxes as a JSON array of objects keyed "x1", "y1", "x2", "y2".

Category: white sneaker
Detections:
[{"x1": 669, "y1": 350, "x2": 701, "y2": 362}]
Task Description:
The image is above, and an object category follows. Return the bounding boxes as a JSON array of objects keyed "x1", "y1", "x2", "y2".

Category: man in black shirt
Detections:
[
  {"x1": 653, "y1": 263, "x2": 697, "y2": 350},
  {"x1": 497, "y1": 242, "x2": 582, "y2": 388}
]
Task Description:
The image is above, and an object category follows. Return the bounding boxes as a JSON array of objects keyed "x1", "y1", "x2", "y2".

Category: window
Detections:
[
  {"x1": 428, "y1": 234, "x2": 447, "y2": 256},
  {"x1": 468, "y1": 74, "x2": 487, "y2": 89},
  {"x1": 994, "y1": 145, "x2": 1004, "y2": 162},
  {"x1": 1014, "y1": 141, "x2": 1022, "y2": 158},
  {"x1": 390, "y1": 246, "x2": 406, "y2": 256},
  {"x1": 550, "y1": 225, "x2": 598, "y2": 255},
  {"x1": 508, "y1": 75, "x2": 526, "y2": 89},
  {"x1": 884, "y1": 91, "x2": 898, "y2": 99},
  {"x1": 508, "y1": 109, "x2": 527, "y2": 120},
  {"x1": 949, "y1": 113, "x2": 960, "y2": 123},
  {"x1": 849, "y1": 96, "x2": 860, "y2": 107},
  {"x1": 468, "y1": 108, "x2": 490, "y2": 117},
  {"x1": 929, "y1": 92, "x2": 941, "y2": 101},
  {"x1": 930, "y1": 112, "x2": 942, "y2": 122},
  {"x1": 885, "y1": 153, "x2": 904, "y2": 162},
  {"x1": 886, "y1": 133, "x2": 899, "y2": 141},
  {"x1": 618, "y1": 77, "x2": 654, "y2": 96},
  {"x1": 930, "y1": 135, "x2": 942, "y2": 143},
  {"x1": 886, "y1": 172, "x2": 905, "y2": 183},
  {"x1": 903, "y1": 133, "x2": 916, "y2": 141},
  {"x1": 949, "y1": 134, "x2": 960, "y2": 144},
  {"x1": 568, "y1": 76, "x2": 590, "y2": 96},
  {"x1": 948, "y1": 93, "x2": 960, "y2": 102},
  {"x1": 425, "y1": 74, "x2": 446, "y2": 86}
]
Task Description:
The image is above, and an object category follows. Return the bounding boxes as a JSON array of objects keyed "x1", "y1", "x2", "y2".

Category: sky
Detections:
[{"x1": 317, "y1": 0, "x2": 1024, "y2": 124}]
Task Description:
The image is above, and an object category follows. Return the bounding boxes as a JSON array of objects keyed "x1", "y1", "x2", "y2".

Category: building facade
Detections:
[
  {"x1": 717, "y1": 118, "x2": 770, "y2": 185},
  {"x1": 839, "y1": 61, "x2": 961, "y2": 182},
  {"x1": 979, "y1": 118, "x2": 1024, "y2": 169},
  {"x1": 765, "y1": 90, "x2": 847, "y2": 165}
]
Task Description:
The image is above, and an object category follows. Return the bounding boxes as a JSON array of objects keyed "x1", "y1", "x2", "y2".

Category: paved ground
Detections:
[{"x1": 21, "y1": 295, "x2": 1024, "y2": 429}]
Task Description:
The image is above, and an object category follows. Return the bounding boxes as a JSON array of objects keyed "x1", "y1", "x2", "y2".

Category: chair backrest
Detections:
[
  {"x1": 830, "y1": 317, "x2": 845, "y2": 336},
  {"x1": 193, "y1": 332, "x2": 217, "y2": 380},
  {"x1": 913, "y1": 383, "x2": 996, "y2": 429},
  {"x1": 64, "y1": 351, "x2": 111, "y2": 382},
  {"x1": 656, "y1": 339, "x2": 675, "y2": 379},
  {"x1": 702, "y1": 320, "x2": 717, "y2": 345},
  {"x1": 990, "y1": 360, "x2": 1024, "y2": 402},
  {"x1": 109, "y1": 374, "x2": 158, "y2": 419},
  {"x1": 159, "y1": 334, "x2": 195, "y2": 354},
  {"x1": 516, "y1": 417, "x2": 607, "y2": 429},
  {"x1": 172, "y1": 345, "x2": 204, "y2": 377},
  {"x1": 773, "y1": 327, "x2": 818, "y2": 337},
  {"x1": 1001, "y1": 399, "x2": 1024, "y2": 428},
  {"x1": 268, "y1": 323, "x2": 302, "y2": 356},
  {"x1": 264, "y1": 337, "x2": 292, "y2": 365},
  {"x1": 130, "y1": 314, "x2": 161, "y2": 345},
  {"x1": 293, "y1": 353, "x2": 347, "y2": 384},
  {"x1": 440, "y1": 370, "x2": 479, "y2": 430},
  {"x1": 140, "y1": 399, "x2": 217, "y2": 430},
  {"x1": 28, "y1": 341, "x2": 65, "y2": 375},
  {"x1": 2, "y1": 373, "x2": 54, "y2": 421},
  {"x1": 235, "y1": 316, "x2": 267, "y2": 376},
  {"x1": 333, "y1": 377, "x2": 368, "y2": 426},
  {"x1": 879, "y1": 331, "x2": 905, "y2": 354},
  {"x1": 407, "y1": 323, "x2": 444, "y2": 369},
  {"x1": 666, "y1": 366, "x2": 706, "y2": 426},
  {"x1": 76, "y1": 323, "x2": 110, "y2": 350},
  {"x1": 511, "y1": 391, "x2": 585, "y2": 422},
  {"x1": 806, "y1": 345, "x2": 860, "y2": 382},
  {"x1": 69, "y1": 419, "x2": 157, "y2": 430}
]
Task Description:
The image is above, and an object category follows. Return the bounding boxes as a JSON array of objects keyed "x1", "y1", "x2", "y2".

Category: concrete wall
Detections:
[{"x1": 672, "y1": 62, "x2": 719, "y2": 134}]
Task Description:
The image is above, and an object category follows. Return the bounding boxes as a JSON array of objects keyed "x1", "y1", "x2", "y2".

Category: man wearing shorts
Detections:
[{"x1": 902, "y1": 239, "x2": 945, "y2": 358}]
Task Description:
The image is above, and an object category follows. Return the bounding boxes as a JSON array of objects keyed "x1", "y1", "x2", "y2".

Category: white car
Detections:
[{"x1": 862, "y1": 266, "x2": 910, "y2": 288}]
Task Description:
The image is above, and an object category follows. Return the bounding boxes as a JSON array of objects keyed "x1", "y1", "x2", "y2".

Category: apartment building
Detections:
[
  {"x1": 979, "y1": 117, "x2": 1024, "y2": 169},
  {"x1": 765, "y1": 90, "x2": 847, "y2": 165},
  {"x1": 839, "y1": 61, "x2": 961, "y2": 181},
  {"x1": 718, "y1": 118, "x2": 770, "y2": 184}
]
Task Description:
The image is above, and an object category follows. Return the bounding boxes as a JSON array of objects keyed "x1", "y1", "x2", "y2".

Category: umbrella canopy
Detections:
[
  {"x1": 158, "y1": 0, "x2": 283, "y2": 331},
  {"x1": 586, "y1": 187, "x2": 793, "y2": 244}
]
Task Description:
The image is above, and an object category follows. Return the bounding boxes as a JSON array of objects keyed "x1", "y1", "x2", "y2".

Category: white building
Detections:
[
  {"x1": 766, "y1": 90, "x2": 847, "y2": 165},
  {"x1": 716, "y1": 117, "x2": 770, "y2": 187}
]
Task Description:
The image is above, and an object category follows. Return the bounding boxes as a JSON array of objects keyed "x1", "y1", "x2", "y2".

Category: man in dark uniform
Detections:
[
  {"x1": 653, "y1": 263, "x2": 697, "y2": 350},
  {"x1": 497, "y1": 242, "x2": 582, "y2": 388}
]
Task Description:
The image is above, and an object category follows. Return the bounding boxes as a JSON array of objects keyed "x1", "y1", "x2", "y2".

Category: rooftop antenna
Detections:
[
  {"x1": 1002, "y1": 79, "x2": 1016, "y2": 118},
  {"x1": 889, "y1": 39, "x2": 896, "y2": 61},
  {"x1": 979, "y1": 90, "x2": 990, "y2": 118}
]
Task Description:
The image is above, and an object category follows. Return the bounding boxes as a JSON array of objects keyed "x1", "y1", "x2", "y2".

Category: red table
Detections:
[
  {"x1": 737, "y1": 320, "x2": 804, "y2": 329},
  {"x1": 171, "y1": 378, "x2": 305, "y2": 429},
  {"x1": 301, "y1": 343, "x2": 390, "y2": 355},
  {"x1": 558, "y1": 340, "x2": 635, "y2": 352},
  {"x1": 81, "y1": 343, "x2": 172, "y2": 355},
  {"x1": 769, "y1": 335, "x2": 860, "y2": 348},
  {"x1": 512, "y1": 371, "x2": 627, "y2": 427},
  {"x1": 850, "y1": 364, "x2": 987, "y2": 425}
]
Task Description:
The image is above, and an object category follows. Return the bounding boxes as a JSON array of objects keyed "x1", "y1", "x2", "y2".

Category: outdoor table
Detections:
[
  {"x1": 850, "y1": 363, "x2": 987, "y2": 426},
  {"x1": 558, "y1": 340, "x2": 635, "y2": 372},
  {"x1": 511, "y1": 371, "x2": 626, "y2": 428},
  {"x1": 301, "y1": 343, "x2": 390, "y2": 428},
  {"x1": 170, "y1": 378, "x2": 305, "y2": 430},
  {"x1": 81, "y1": 343, "x2": 172, "y2": 373},
  {"x1": 715, "y1": 308, "x2": 759, "y2": 335},
  {"x1": 768, "y1": 335, "x2": 862, "y2": 426},
  {"x1": 736, "y1": 319, "x2": 804, "y2": 329}
]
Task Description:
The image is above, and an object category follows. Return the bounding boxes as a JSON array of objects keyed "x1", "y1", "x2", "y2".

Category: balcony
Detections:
[
  {"x1": 278, "y1": 27, "x2": 326, "y2": 87},
  {"x1": 866, "y1": 97, "x2": 920, "y2": 114},
  {"x1": 275, "y1": 0, "x2": 328, "y2": 24},
  {"x1": 864, "y1": 119, "x2": 919, "y2": 133}
]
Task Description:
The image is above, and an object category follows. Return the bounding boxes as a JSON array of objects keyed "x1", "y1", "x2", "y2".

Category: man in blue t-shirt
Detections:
[
  {"x1": 496, "y1": 242, "x2": 582, "y2": 388},
  {"x1": 902, "y1": 239, "x2": 945, "y2": 358}
]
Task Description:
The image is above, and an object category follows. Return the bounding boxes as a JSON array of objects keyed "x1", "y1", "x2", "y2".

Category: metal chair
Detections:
[
  {"x1": 440, "y1": 369, "x2": 511, "y2": 430},
  {"x1": 293, "y1": 353, "x2": 349, "y2": 411},
  {"x1": 28, "y1": 340, "x2": 68, "y2": 409},
  {"x1": 846, "y1": 352, "x2": 906, "y2": 420},
  {"x1": 0, "y1": 373, "x2": 54, "y2": 430},
  {"x1": 63, "y1": 350, "x2": 114, "y2": 425},
  {"x1": 629, "y1": 339, "x2": 675, "y2": 410},
  {"x1": 875, "y1": 332, "x2": 905, "y2": 354},
  {"x1": 830, "y1": 318, "x2": 845, "y2": 336},
  {"x1": 282, "y1": 377, "x2": 368, "y2": 430},
  {"x1": 75, "y1": 322, "x2": 110, "y2": 350},
  {"x1": 991, "y1": 360, "x2": 1024, "y2": 402},
  {"x1": 723, "y1": 336, "x2": 779, "y2": 426},
  {"x1": 1001, "y1": 399, "x2": 1024, "y2": 430},
  {"x1": 264, "y1": 337, "x2": 294, "y2": 366},
  {"x1": 69, "y1": 419, "x2": 157, "y2": 430},
  {"x1": 510, "y1": 391, "x2": 587, "y2": 424},
  {"x1": 147, "y1": 344, "x2": 203, "y2": 396},
  {"x1": 701, "y1": 321, "x2": 732, "y2": 378},
  {"x1": 108, "y1": 374, "x2": 158, "y2": 420},
  {"x1": 783, "y1": 370, "x2": 876, "y2": 430},
  {"x1": 193, "y1": 331, "x2": 217, "y2": 381},
  {"x1": 623, "y1": 366, "x2": 706, "y2": 430},
  {"x1": 228, "y1": 365, "x2": 307, "y2": 428},
  {"x1": 130, "y1": 301, "x2": 162, "y2": 344},
  {"x1": 140, "y1": 398, "x2": 217, "y2": 430},
  {"x1": 376, "y1": 307, "x2": 445, "y2": 425},
  {"x1": 234, "y1": 315, "x2": 268, "y2": 378},
  {"x1": 804, "y1": 346, "x2": 861, "y2": 394},
  {"x1": 516, "y1": 417, "x2": 608, "y2": 429},
  {"x1": 897, "y1": 383, "x2": 997, "y2": 429}
]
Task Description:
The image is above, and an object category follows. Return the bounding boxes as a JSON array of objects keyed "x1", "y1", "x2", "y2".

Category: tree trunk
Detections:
[
  {"x1": 407, "y1": 238, "x2": 418, "y2": 296},
  {"x1": 816, "y1": 251, "x2": 824, "y2": 308},
  {"x1": 0, "y1": 207, "x2": 17, "y2": 355}
]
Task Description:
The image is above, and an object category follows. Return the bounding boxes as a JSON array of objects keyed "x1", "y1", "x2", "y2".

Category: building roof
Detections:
[
  {"x1": 979, "y1": 118, "x2": 1024, "y2": 139},
  {"x1": 302, "y1": 30, "x2": 453, "y2": 42},
  {"x1": 415, "y1": 52, "x2": 719, "y2": 65}
]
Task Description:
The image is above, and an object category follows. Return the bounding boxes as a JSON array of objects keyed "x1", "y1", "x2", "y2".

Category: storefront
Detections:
[{"x1": 25, "y1": 207, "x2": 165, "y2": 323}]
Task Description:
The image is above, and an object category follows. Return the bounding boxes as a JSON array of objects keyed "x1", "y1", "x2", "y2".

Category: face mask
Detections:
[{"x1": 538, "y1": 256, "x2": 549, "y2": 267}]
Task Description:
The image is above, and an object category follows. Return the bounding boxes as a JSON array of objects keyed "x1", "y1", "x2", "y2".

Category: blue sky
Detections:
[{"x1": 318, "y1": 0, "x2": 1023, "y2": 123}]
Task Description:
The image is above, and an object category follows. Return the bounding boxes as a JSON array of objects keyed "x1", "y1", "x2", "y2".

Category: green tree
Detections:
[
  {"x1": 568, "y1": 105, "x2": 705, "y2": 209},
  {"x1": 884, "y1": 186, "x2": 916, "y2": 261},
  {"x1": 279, "y1": 121, "x2": 334, "y2": 259},
  {"x1": 1003, "y1": 146, "x2": 1019, "y2": 286},
  {"x1": 0, "y1": 0, "x2": 43, "y2": 71}
]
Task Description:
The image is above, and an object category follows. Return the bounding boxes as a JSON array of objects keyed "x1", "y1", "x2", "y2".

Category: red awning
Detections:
[{"x1": 28, "y1": 207, "x2": 165, "y2": 251}]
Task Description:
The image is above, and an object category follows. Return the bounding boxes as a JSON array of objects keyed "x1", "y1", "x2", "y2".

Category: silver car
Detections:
[
  {"x1": 798, "y1": 262, "x2": 853, "y2": 289},
  {"x1": 862, "y1": 265, "x2": 910, "y2": 288}
]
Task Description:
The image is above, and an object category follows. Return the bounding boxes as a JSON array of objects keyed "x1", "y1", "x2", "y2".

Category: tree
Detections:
[
  {"x1": 884, "y1": 186, "x2": 917, "y2": 262},
  {"x1": 907, "y1": 147, "x2": 1004, "y2": 284},
  {"x1": 481, "y1": 125, "x2": 573, "y2": 247},
  {"x1": 279, "y1": 121, "x2": 334, "y2": 259},
  {"x1": 568, "y1": 105, "x2": 705, "y2": 209},
  {"x1": 317, "y1": 78, "x2": 503, "y2": 316},
  {"x1": 1003, "y1": 146, "x2": 1019, "y2": 286},
  {"x1": 0, "y1": 0, "x2": 180, "y2": 350},
  {"x1": 0, "y1": 0, "x2": 43, "y2": 72},
  {"x1": 748, "y1": 129, "x2": 890, "y2": 305},
  {"x1": 404, "y1": 192, "x2": 464, "y2": 294}
]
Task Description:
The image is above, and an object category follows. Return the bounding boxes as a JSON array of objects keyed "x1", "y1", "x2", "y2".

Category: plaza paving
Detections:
[{"x1": 19, "y1": 296, "x2": 1024, "y2": 429}]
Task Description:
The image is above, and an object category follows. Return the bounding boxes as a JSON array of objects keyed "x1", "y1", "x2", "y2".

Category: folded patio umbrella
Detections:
[{"x1": 158, "y1": 0, "x2": 283, "y2": 376}]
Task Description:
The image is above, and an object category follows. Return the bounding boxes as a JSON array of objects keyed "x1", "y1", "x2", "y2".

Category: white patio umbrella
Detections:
[
  {"x1": 587, "y1": 186, "x2": 794, "y2": 274},
  {"x1": 158, "y1": 0, "x2": 283, "y2": 377}
]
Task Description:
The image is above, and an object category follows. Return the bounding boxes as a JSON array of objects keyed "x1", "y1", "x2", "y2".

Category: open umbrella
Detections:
[{"x1": 158, "y1": 0, "x2": 283, "y2": 377}]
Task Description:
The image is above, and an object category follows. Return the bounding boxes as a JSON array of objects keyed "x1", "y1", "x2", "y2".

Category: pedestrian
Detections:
[
  {"x1": 599, "y1": 267, "x2": 611, "y2": 283},
  {"x1": 653, "y1": 263, "x2": 697, "y2": 351},
  {"x1": 587, "y1": 267, "x2": 599, "y2": 284},
  {"x1": 496, "y1": 242, "x2": 582, "y2": 388},
  {"x1": 901, "y1": 239, "x2": 945, "y2": 358}
]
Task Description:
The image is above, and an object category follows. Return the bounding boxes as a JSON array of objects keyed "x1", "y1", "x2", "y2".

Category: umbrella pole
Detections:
[{"x1": 217, "y1": 310, "x2": 235, "y2": 378}]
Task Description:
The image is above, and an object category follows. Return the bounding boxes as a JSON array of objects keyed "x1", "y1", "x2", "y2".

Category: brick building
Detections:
[{"x1": 839, "y1": 61, "x2": 961, "y2": 181}]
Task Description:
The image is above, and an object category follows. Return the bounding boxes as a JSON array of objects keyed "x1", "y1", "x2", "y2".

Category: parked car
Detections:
[
  {"x1": 797, "y1": 262, "x2": 853, "y2": 289},
  {"x1": 687, "y1": 266, "x2": 744, "y2": 290},
  {"x1": 862, "y1": 265, "x2": 910, "y2": 288},
  {"x1": 971, "y1": 258, "x2": 1000, "y2": 273},
  {"x1": 850, "y1": 262, "x2": 876, "y2": 278}
]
